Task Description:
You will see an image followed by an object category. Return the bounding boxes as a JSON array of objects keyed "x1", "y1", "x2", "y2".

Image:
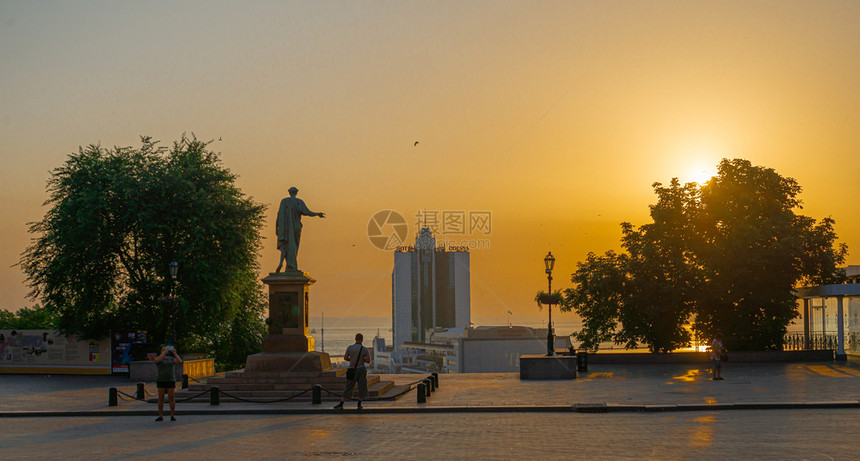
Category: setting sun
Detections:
[
  {"x1": 684, "y1": 162, "x2": 718, "y2": 186},
  {"x1": 673, "y1": 139, "x2": 722, "y2": 185}
]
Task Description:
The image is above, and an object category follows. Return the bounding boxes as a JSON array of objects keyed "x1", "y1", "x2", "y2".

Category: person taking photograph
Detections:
[
  {"x1": 155, "y1": 344, "x2": 182, "y2": 421},
  {"x1": 710, "y1": 333, "x2": 726, "y2": 381}
]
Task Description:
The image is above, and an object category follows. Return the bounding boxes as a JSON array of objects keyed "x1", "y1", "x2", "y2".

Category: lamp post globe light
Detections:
[
  {"x1": 169, "y1": 260, "x2": 179, "y2": 280},
  {"x1": 544, "y1": 252, "x2": 555, "y2": 356}
]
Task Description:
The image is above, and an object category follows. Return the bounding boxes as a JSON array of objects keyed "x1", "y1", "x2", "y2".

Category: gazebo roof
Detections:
[{"x1": 795, "y1": 284, "x2": 860, "y2": 298}]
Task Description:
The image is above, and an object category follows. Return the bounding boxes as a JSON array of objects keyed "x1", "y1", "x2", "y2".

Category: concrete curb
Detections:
[
  {"x1": 585, "y1": 350, "x2": 835, "y2": 364},
  {"x1": 3, "y1": 400, "x2": 860, "y2": 418}
]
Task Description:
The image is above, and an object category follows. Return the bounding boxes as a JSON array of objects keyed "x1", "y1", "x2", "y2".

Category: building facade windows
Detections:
[{"x1": 392, "y1": 228, "x2": 470, "y2": 352}]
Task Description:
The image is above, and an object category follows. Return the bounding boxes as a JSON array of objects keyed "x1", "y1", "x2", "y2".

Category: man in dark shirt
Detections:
[{"x1": 334, "y1": 333, "x2": 370, "y2": 410}]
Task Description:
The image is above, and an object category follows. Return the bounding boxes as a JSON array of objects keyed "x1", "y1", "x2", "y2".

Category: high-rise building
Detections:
[{"x1": 392, "y1": 228, "x2": 470, "y2": 351}]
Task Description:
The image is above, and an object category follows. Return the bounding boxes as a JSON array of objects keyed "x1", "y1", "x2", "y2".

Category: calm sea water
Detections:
[
  {"x1": 310, "y1": 315, "x2": 720, "y2": 358},
  {"x1": 308, "y1": 317, "x2": 391, "y2": 364},
  {"x1": 308, "y1": 316, "x2": 592, "y2": 364}
]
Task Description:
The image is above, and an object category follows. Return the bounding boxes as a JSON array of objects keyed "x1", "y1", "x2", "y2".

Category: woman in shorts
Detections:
[
  {"x1": 155, "y1": 344, "x2": 182, "y2": 421},
  {"x1": 710, "y1": 333, "x2": 725, "y2": 380}
]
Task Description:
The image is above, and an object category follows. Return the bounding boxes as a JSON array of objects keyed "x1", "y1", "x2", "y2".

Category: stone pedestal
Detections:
[
  {"x1": 244, "y1": 271, "x2": 332, "y2": 373},
  {"x1": 244, "y1": 351, "x2": 332, "y2": 374},
  {"x1": 519, "y1": 354, "x2": 577, "y2": 380},
  {"x1": 261, "y1": 271, "x2": 314, "y2": 352}
]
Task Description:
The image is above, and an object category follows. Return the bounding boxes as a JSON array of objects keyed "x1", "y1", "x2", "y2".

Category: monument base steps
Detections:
[{"x1": 175, "y1": 367, "x2": 398, "y2": 402}]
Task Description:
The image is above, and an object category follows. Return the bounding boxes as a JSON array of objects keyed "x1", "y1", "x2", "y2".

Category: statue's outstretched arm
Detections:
[{"x1": 300, "y1": 200, "x2": 324, "y2": 218}]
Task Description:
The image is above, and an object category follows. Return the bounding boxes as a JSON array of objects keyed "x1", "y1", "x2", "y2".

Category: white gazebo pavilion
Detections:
[{"x1": 794, "y1": 266, "x2": 860, "y2": 360}]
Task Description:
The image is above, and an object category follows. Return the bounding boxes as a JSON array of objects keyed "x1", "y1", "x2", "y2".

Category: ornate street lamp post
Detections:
[
  {"x1": 544, "y1": 252, "x2": 555, "y2": 356},
  {"x1": 168, "y1": 260, "x2": 178, "y2": 343}
]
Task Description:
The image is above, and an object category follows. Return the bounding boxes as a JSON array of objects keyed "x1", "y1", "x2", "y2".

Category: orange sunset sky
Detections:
[{"x1": 2, "y1": 1, "x2": 858, "y2": 322}]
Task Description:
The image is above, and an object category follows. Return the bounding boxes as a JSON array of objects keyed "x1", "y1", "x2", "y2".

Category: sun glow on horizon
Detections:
[
  {"x1": 672, "y1": 138, "x2": 723, "y2": 186},
  {"x1": 684, "y1": 163, "x2": 718, "y2": 186}
]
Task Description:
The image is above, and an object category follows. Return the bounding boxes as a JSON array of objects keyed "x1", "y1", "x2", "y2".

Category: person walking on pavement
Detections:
[
  {"x1": 710, "y1": 333, "x2": 726, "y2": 380},
  {"x1": 155, "y1": 344, "x2": 182, "y2": 421},
  {"x1": 334, "y1": 333, "x2": 371, "y2": 410}
]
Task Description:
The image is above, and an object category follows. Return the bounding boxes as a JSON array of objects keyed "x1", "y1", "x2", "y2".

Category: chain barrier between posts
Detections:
[
  {"x1": 321, "y1": 376, "x2": 432, "y2": 401},
  {"x1": 110, "y1": 374, "x2": 435, "y2": 405},
  {"x1": 114, "y1": 386, "x2": 209, "y2": 403},
  {"x1": 217, "y1": 388, "x2": 312, "y2": 404}
]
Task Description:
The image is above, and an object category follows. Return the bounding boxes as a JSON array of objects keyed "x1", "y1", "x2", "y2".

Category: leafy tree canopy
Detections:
[
  {"x1": 0, "y1": 305, "x2": 57, "y2": 330},
  {"x1": 563, "y1": 158, "x2": 847, "y2": 352},
  {"x1": 19, "y1": 135, "x2": 268, "y2": 368}
]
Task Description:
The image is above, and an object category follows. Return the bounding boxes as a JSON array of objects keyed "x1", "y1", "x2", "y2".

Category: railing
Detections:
[{"x1": 783, "y1": 333, "x2": 838, "y2": 351}]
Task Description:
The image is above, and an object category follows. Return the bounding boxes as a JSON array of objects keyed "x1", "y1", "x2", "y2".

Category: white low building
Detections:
[{"x1": 399, "y1": 325, "x2": 572, "y2": 373}]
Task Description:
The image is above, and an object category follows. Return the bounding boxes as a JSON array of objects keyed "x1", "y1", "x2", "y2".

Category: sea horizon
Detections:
[{"x1": 309, "y1": 314, "x2": 589, "y2": 360}]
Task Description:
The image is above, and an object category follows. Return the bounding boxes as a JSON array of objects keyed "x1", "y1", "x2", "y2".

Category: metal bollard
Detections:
[
  {"x1": 136, "y1": 382, "x2": 145, "y2": 400},
  {"x1": 182, "y1": 374, "x2": 189, "y2": 389},
  {"x1": 577, "y1": 350, "x2": 588, "y2": 372},
  {"x1": 432, "y1": 372, "x2": 439, "y2": 388},
  {"x1": 428, "y1": 375, "x2": 435, "y2": 392},
  {"x1": 109, "y1": 387, "x2": 118, "y2": 407},
  {"x1": 417, "y1": 383, "x2": 426, "y2": 403},
  {"x1": 312, "y1": 384, "x2": 322, "y2": 404},
  {"x1": 210, "y1": 386, "x2": 220, "y2": 405},
  {"x1": 423, "y1": 378, "x2": 432, "y2": 397}
]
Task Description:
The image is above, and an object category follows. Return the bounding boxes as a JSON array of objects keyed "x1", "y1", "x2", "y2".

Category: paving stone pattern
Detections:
[{"x1": 2, "y1": 359, "x2": 860, "y2": 459}]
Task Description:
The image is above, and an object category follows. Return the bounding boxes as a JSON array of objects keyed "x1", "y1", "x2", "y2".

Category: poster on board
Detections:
[
  {"x1": 111, "y1": 330, "x2": 148, "y2": 373},
  {"x1": 0, "y1": 330, "x2": 111, "y2": 375}
]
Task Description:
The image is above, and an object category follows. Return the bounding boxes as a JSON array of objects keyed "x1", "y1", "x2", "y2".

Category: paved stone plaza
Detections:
[{"x1": 2, "y1": 359, "x2": 860, "y2": 459}]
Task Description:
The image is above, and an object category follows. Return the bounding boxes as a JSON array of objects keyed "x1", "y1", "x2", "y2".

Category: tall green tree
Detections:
[
  {"x1": 0, "y1": 305, "x2": 57, "y2": 330},
  {"x1": 19, "y1": 135, "x2": 267, "y2": 365},
  {"x1": 693, "y1": 159, "x2": 847, "y2": 350},
  {"x1": 564, "y1": 158, "x2": 847, "y2": 352}
]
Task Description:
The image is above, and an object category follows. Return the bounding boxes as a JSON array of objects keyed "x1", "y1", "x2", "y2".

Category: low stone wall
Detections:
[
  {"x1": 129, "y1": 358, "x2": 215, "y2": 382},
  {"x1": 585, "y1": 350, "x2": 834, "y2": 364},
  {"x1": 520, "y1": 354, "x2": 577, "y2": 380}
]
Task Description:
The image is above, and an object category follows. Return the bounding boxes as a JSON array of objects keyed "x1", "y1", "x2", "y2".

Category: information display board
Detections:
[{"x1": 0, "y1": 329, "x2": 111, "y2": 375}]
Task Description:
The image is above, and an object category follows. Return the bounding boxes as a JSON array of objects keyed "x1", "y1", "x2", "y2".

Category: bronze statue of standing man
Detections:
[{"x1": 276, "y1": 187, "x2": 325, "y2": 272}]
